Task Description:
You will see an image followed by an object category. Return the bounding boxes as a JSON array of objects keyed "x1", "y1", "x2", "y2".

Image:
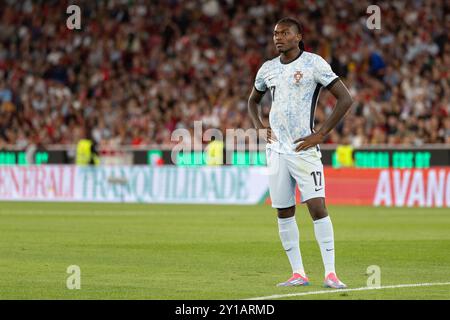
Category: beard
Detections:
[{"x1": 276, "y1": 45, "x2": 294, "y2": 53}]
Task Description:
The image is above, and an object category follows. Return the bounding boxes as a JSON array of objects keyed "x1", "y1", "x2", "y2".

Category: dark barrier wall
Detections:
[
  {"x1": 135, "y1": 148, "x2": 450, "y2": 168},
  {"x1": 0, "y1": 150, "x2": 67, "y2": 165},
  {"x1": 324, "y1": 148, "x2": 450, "y2": 168},
  {"x1": 1, "y1": 148, "x2": 449, "y2": 168}
]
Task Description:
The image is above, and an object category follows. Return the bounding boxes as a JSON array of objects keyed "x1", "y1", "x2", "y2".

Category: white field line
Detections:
[{"x1": 244, "y1": 282, "x2": 450, "y2": 300}]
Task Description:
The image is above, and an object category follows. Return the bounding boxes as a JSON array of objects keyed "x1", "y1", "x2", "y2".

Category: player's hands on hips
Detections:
[
  {"x1": 260, "y1": 127, "x2": 277, "y2": 144},
  {"x1": 293, "y1": 132, "x2": 326, "y2": 152}
]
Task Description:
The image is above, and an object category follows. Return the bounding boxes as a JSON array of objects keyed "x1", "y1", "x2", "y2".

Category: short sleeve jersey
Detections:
[{"x1": 254, "y1": 51, "x2": 339, "y2": 155}]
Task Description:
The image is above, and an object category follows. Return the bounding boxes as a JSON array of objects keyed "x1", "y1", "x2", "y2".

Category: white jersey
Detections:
[{"x1": 254, "y1": 51, "x2": 339, "y2": 155}]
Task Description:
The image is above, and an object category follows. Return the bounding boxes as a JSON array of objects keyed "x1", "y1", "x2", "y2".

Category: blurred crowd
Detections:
[{"x1": 0, "y1": 0, "x2": 449, "y2": 151}]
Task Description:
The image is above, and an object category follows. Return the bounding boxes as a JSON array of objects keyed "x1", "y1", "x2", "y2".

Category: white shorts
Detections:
[{"x1": 266, "y1": 148, "x2": 325, "y2": 208}]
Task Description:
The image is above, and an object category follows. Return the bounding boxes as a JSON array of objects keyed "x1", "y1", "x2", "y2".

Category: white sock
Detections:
[
  {"x1": 278, "y1": 216, "x2": 305, "y2": 276},
  {"x1": 313, "y1": 216, "x2": 336, "y2": 277}
]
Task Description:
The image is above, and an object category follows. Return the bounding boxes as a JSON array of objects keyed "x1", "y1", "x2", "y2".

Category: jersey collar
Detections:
[{"x1": 279, "y1": 50, "x2": 303, "y2": 65}]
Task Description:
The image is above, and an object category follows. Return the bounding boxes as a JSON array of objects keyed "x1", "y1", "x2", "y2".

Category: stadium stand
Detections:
[{"x1": 0, "y1": 0, "x2": 448, "y2": 151}]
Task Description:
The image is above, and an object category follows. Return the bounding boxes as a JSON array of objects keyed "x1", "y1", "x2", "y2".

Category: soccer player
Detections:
[{"x1": 248, "y1": 18, "x2": 354, "y2": 288}]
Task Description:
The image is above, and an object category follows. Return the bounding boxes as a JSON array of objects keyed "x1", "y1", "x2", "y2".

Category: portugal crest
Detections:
[{"x1": 294, "y1": 71, "x2": 303, "y2": 83}]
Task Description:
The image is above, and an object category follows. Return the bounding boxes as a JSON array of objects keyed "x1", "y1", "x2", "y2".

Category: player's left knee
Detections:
[
  {"x1": 311, "y1": 209, "x2": 328, "y2": 221},
  {"x1": 306, "y1": 198, "x2": 328, "y2": 221}
]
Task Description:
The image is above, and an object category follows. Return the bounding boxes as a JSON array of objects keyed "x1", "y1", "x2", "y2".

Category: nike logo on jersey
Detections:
[{"x1": 315, "y1": 187, "x2": 323, "y2": 192}]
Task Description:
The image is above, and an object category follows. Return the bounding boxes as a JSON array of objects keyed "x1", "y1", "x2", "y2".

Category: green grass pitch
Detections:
[{"x1": 0, "y1": 202, "x2": 449, "y2": 300}]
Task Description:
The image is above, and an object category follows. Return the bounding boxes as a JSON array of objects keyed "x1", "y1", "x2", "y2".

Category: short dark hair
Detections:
[{"x1": 276, "y1": 17, "x2": 305, "y2": 51}]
